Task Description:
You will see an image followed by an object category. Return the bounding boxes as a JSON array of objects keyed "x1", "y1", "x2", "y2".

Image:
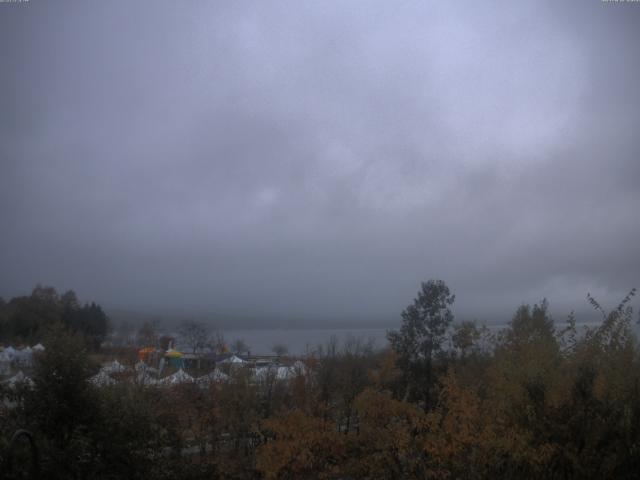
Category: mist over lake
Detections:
[{"x1": 218, "y1": 320, "x2": 609, "y2": 355}]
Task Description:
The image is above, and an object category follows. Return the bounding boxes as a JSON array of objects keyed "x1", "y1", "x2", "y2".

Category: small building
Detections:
[
  {"x1": 217, "y1": 353, "x2": 246, "y2": 365},
  {"x1": 164, "y1": 348, "x2": 184, "y2": 368},
  {"x1": 137, "y1": 346, "x2": 156, "y2": 362}
]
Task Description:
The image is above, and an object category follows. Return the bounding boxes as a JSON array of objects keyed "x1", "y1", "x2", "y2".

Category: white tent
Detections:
[
  {"x1": 135, "y1": 361, "x2": 158, "y2": 374},
  {"x1": 196, "y1": 369, "x2": 228, "y2": 386},
  {"x1": 276, "y1": 366, "x2": 293, "y2": 380},
  {"x1": 220, "y1": 354, "x2": 245, "y2": 364},
  {"x1": 0, "y1": 350, "x2": 12, "y2": 375},
  {"x1": 134, "y1": 361, "x2": 158, "y2": 386},
  {"x1": 158, "y1": 368, "x2": 193, "y2": 386},
  {"x1": 291, "y1": 360, "x2": 307, "y2": 376},
  {"x1": 32, "y1": 343, "x2": 45, "y2": 352},
  {"x1": 0, "y1": 362, "x2": 10, "y2": 376},
  {"x1": 253, "y1": 366, "x2": 271, "y2": 382},
  {"x1": 90, "y1": 370, "x2": 116, "y2": 387},
  {"x1": 14, "y1": 347, "x2": 34, "y2": 367},
  {"x1": 2, "y1": 346, "x2": 16, "y2": 361},
  {"x1": 6, "y1": 370, "x2": 25, "y2": 384},
  {"x1": 136, "y1": 371, "x2": 158, "y2": 386},
  {"x1": 254, "y1": 364, "x2": 293, "y2": 382},
  {"x1": 100, "y1": 360, "x2": 126, "y2": 374},
  {"x1": 4, "y1": 370, "x2": 34, "y2": 388}
]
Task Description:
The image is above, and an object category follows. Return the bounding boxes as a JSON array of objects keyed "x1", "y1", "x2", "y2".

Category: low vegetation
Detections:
[{"x1": 1, "y1": 282, "x2": 639, "y2": 479}]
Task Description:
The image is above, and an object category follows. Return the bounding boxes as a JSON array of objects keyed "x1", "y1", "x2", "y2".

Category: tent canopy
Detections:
[{"x1": 158, "y1": 368, "x2": 192, "y2": 385}]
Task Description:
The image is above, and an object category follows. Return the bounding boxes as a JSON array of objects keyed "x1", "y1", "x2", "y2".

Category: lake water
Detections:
[
  {"x1": 220, "y1": 328, "x2": 390, "y2": 355},
  {"x1": 220, "y1": 320, "x2": 611, "y2": 355}
]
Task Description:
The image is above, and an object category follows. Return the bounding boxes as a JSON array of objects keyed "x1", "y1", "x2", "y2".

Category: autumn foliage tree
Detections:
[
  {"x1": 257, "y1": 410, "x2": 346, "y2": 480},
  {"x1": 387, "y1": 280, "x2": 455, "y2": 408}
]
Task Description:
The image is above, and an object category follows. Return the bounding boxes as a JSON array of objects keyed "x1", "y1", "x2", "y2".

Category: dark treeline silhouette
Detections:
[
  {"x1": 1, "y1": 281, "x2": 639, "y2": 479},
  {"x1": 0, "y1": 285, "x2": 110, "y2": 350}
]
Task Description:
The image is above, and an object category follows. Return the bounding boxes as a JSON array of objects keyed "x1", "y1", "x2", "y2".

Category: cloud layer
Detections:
[{"x1": 1, "y1": 1, "x2": 639, "y2": 324}]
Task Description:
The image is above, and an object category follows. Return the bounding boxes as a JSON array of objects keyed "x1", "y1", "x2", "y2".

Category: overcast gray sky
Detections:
[{"x1": 1, "y1": 0, "x2": 639, "y2": 326}]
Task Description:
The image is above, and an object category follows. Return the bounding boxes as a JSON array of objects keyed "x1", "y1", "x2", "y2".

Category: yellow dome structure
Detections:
[{"x1": 164, "y1": 348, "x2": 184, "y2": 367}]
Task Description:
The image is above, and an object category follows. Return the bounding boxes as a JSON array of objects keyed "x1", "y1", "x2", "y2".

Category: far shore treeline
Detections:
[
  {"x1": 1, "y1": 280, "x2": 639, "y2": 479},
  {"x1": 0, "y1": 285, "x2": 109, "y2": 350}
]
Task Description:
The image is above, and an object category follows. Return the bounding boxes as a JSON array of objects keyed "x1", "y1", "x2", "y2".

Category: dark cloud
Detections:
[{"x1": 1, "y1": 0, "x2": 639, "y2": 325}]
